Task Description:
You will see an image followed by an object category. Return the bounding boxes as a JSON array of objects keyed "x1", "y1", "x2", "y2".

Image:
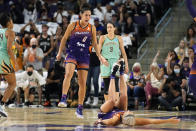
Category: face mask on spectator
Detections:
[
  {"x1": 133, "y1": 67, "x2": 140, "y2": 72},
  {"x1": 174, "y1": 69, "x2": 180, "y2": 74},
  {"x1": 165, "y1": 62, "x2": 168, "y2": 67},
  {"x1": 27, "y1": 71, "x2": 33, "y2": 76},
  {"x1": 32, "y1": 45, "x2": 36, "y2": 49}
]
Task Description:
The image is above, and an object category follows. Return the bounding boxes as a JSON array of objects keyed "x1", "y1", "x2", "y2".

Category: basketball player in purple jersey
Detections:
[
  {"x1": 95, "y1": 60, "x2": 180, "y2": 126},
  {"x1": 56, "y1": 4, "x2": 105, "y2": 118},
  {"x1": 186, "y1": 0, "x2": 196, "y2": 96}
]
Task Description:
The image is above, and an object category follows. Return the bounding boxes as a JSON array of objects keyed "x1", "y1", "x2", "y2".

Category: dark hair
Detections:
[
  {"x1": 80, "y1": 3, "x2": 91, "y2": 14},
  {"x1": 186, "y1": 26, "x2": 195, "y2": 41},
  {"x1": 188, "y1": 47, "x2": 194, "y2": 52},
  {"x1": 26, "y1": 64, "x2": 34, "y2": 69},
  {"x1": 0, "y1": 13, "x2": 11, "y2": 27},
  {"x1": 107, "y1": 21, "x2": 115, "y2": 27}
]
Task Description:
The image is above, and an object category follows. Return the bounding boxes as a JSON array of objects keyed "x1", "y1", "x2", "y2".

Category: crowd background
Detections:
[{"x1": 0, "y1": 0, "x2": 192, "y2": 111}]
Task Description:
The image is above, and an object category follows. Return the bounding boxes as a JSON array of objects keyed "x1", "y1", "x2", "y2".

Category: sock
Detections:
[
  {"x1": 78, "y1": 104, "x2": 83, "y2": 110},
  {"x1": 60, "y1": 94, "x2": 67, "y2": 102},
  {"x1": 120, "y1": 71, "x2": 124, "y2": 75},
  {"x1": 110, "y1": 75, "x2": 116, "y2": 79}
]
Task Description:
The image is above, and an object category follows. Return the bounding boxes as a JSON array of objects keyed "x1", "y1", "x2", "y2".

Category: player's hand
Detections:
[
  {"x1": 56, "y1": 53, "x2": 61, "y2": 61},
  {"x1": 100, "y1": 56, "x2": 109, "y2": 66}
]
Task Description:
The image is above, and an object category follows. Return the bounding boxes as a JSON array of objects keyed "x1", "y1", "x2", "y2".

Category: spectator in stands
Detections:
[
  {"x1": 174, "y1": 40, "x2": 188, "y2": 60},
  {"x1": 85, "y1": 46, "x2": 100, "y2": 107},
  {"x1": 43, "y1": 62, "x2": 64, "y2": 107},
  {"x1": 14, "y1": 35, "x2": 24, "y2": 72},
  {"x1": 37, "y1": 24, "x2": 54, "y2": 70},
  {"x1": 20, "y1": 21, "x2": 40, "y2": 41},
  {"x1": 8, "y1": 1, "x2": 24, "y2": 24},
  {"x1": 23, "y1": 1, "x2": 38, "y2": 23},
  {"x1": 126, "y1": 1, "x2": 139, "y2": 18},
  {"x1": 166, "y1": 50, "x2": 179, "y2": 75},
  {"x1": 16, "y1": 64, "x2": 46, "y2": 106},
  {"x1": 122, "y1": 30, "x2": 133, "y2": 59},
  {"x1": 53, "y1": 27, "x2": 64, "y2": 57},
  {"x1": 53, "y1": 1, "x2": 69, "y2": 24},
  {"x1": 127, "y1": 62, "x2": 145, "y2": 110},
  {"x1": 104, "y1": 3, "x2": 115, "y2": 23},
  {"x1": 37, "y1": 3, "x2": 51, "y2": 23},
  {"x1": 168, "y1": 63, "x2": 187, "y2": 110},
  {"x1": 184, "y1": 26, "x2": 196, "y2": 46},
  {"x1": 93, "y1": 2, "x2": 105, "y2": 22},
  {"x1": 180, "y1": 57, "x2": 191, "y2": 79},
  {"x1": 59, "y1": 16, "x2": 69, "y2": 36},
  {"x1": 138, "y1": 0, "x2": 152, "y2": 25},
  {"x1": 158, "y1": 77, "x2": 182, "y2": 111},
  {"x1": 188, "y1": 47, "x2": 194, "y2": 68},
  {"x1": 94, "y1": 18, "x2": 104, "y2": 33},
  {"x1": 111, "y1": 14, "x2": 120, "y2": 29},
  {"x1": 23, "y1": 38, "x2": 44, "y2": 72},
  {"x1": 144, "y1": 51, "x2": 164, "y2": 110}
]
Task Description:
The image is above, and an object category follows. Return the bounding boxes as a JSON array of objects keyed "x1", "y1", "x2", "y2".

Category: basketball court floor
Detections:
[{"x1": 0, "y1": 107, "x2": 195, "y2": 131}]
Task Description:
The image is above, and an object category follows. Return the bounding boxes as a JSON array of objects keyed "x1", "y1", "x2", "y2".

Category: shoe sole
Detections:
[
  {"x1": 0, "y1": 111, "x2": 7, "y2": 117},
  {"x1": 75, "y1": 112, "x2": 84, "y2": 119},
  {"x1": 58, "y1": 103, "x2": 67, "y2": 108}
]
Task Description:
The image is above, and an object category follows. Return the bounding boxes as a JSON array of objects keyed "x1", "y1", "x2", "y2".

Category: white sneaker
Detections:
[
  {"x1": 85, "y1": 97, "x2": 91, "y2": 105},
  {"x1": 58, "y1": 102, "x2": 67, "y2": 108},
  {"x1": 8, "y1": 103, "x2": 16, "y2": 108},
  {"x1": 92, "y1": 97, "x2": 98, "y2": 106},
  {"x1": 0, "y1": 105, "x2": 8, "y2": 117}
]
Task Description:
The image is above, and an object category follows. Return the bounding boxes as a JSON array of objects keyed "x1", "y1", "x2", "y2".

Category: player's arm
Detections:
[
  {"x1": 118, "y1": 35, "x2": 129, "y2": 73},
  {"x1": 186, "y1": 0, "x2": 196, "y2": 21},
  {"x1": 6, "y1": 29, "x2": 16, "y2": 65},
  {"x1": 92, "y1": 25, "x2": 108, "y2": 66},
  {"x1": 97, "y1": 114, "x2": 121, "y2": 126},
  {"x1": 56, "y1": 23, "x2": 74, "y2": 60}
]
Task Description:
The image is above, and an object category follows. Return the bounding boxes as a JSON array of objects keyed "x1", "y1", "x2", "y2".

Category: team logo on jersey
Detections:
[{"x1": 77, "y1": 42, "x2": 85, "y2": 47}]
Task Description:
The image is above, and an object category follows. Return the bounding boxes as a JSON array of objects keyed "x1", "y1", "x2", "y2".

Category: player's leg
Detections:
[
  {"x1": 0, "y1": 73, "x2": 16, "y2": 117},
  {"x1": 75, "y1": 69, "x2": 88, "y2": 118},
  {"x1": 115, "y1": 59, "x2": 128, "y2": 111},
  {"x1": 134, "y1": 117, "x2": 180, "y2": 126},
  {"x1": 58, "y1": 63, "x2": 76, "y2": 107},
  {"x1": 100, "y1": 63, "x2": 120, "y2": 113}
]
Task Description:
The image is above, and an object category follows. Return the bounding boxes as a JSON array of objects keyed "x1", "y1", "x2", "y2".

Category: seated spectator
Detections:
[
  {"x1": 188, "y1": 47, "x2": 194, "y2": 68},
  {"x1": 16, "y1": 65, "x2": 46, "y2": 106},
  {"x1": 122, "y1": 16, "x2": 138, "y2": 35},
  {"x1": 158, "y1": 77, "x2": 182, "y2": 111},
  {"x1": 94, "y1": 18, "x2": 104, "y2": 33},
  {"x1": 144, "y1": 51, "x2": 164, "y2": 110},
  {"x1": 166, "y1": 50, "x2": 179, "y2": 75},
  {"x1": 180, "y1": 57, "x2": 191, "y2": 79},
  {"x1": 37, "y1": 24, "x2": 54, "y2": 70},
  {"x1": 43, "y1": 62, "x2": 64, "y2": 107},
  {"x1": 174, "y1": 40, "x2": 188, "y2": 60},
  {"x1": 138, "y1": 0, "x2": 152, "y2": 25},
  {"x1": 127, "y1": 62, "x2": 145, "y2": 110},
  {"x1": 184, "y1": 26, "x2": 196, "y2": 47},
  {"x1": 23, "y1": 38, "x2": 44, "y2": 73},
  {"x1": 168, "y1": 64, "x2": 187, "y2": 110},
  {"x1": 59, "y1": 16, "x2": 69, "y2": 35}
]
